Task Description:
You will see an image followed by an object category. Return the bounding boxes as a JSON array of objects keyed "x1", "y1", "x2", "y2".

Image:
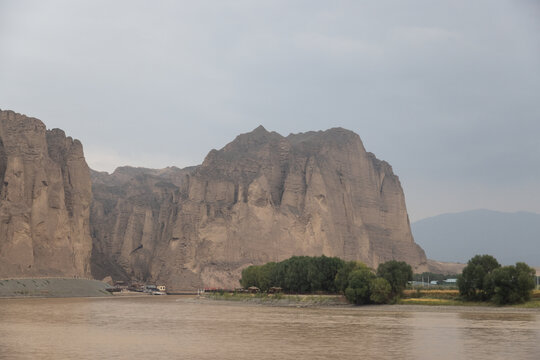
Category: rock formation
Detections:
[
  {"x1": 0, "y1": 110, "x2": 92, "y2": 278},
  {"x1": 0, "y1": 109, "x2": 428, "y2": 287},
  {"x1": 91, "y1": 126, "x2": 427, "y2": 289}
]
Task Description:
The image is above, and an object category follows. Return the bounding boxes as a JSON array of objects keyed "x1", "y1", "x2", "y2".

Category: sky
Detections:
[{"x1": 1, "y1": 0, "x2": 539, "y2": 221}]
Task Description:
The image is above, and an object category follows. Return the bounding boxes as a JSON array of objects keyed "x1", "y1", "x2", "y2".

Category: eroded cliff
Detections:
[
  {"x1": 0, "y1": 110, "x2": 92, "y2": 277},
  {"x1": 91, "y1": 126, "x2": 427, "y2": 289}
]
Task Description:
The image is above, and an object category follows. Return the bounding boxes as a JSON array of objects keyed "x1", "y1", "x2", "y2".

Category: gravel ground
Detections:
[{"x1": 0, "y1": 278, "x2": 112, "y2": 298}]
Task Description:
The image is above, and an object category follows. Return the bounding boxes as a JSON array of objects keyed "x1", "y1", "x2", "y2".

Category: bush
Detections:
[
  {"x1": 335, "y1": 261, "x2": 363, "y2": 293},
  {"x1": 370, "y1": 277, "x2": 392, "y2": 304},
  {"x1": 377, "y1": 260, "x2": 413, "y2": 298},
  {"x1": 345, "y1": 268, "x2": 376, "y2": 305}
]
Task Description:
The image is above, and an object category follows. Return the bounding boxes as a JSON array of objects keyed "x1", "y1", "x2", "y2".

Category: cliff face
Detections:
[
  {"x1": 0, "y1": 110, "x2": 92, "y2": 278},
  {"x1": 91, "y1": 126, "x2": 426, "y2": 289},
  {"x1": 0, "y1": 110, "x2": 427, "y2": 288}
]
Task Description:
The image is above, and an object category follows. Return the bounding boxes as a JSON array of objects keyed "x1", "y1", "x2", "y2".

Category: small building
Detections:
[{"x1": 144, "y1": 285, "x2": 158, "y2": 293}]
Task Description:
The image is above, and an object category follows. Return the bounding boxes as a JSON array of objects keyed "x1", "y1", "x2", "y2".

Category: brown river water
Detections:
[{"x1": 0, "y1": 296, "x2": 538, "y2": 360}]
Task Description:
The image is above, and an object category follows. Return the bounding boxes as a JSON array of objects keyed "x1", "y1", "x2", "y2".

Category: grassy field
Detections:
[
  {"x1": 399, "y1": 289, "x2": 540, "y2": 308},
  {"x1": 403, "y1": 289, "x2": 459, "y2": 300}
]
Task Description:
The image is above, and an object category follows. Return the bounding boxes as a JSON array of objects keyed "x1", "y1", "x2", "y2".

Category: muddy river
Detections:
[{"x1": 0, "y1": 296, "x2": 538, "y2": 359}]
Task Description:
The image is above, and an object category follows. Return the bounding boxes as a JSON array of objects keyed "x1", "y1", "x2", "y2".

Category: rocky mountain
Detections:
[
  {"x1": 412, "y1": 209, "x2": 540, "y2": 267},
  {"x1": 91, "y1": 126, "x2": 427, "y2": 290},
  {"x1": 0, "y1": 110, "x2": 92, "y2": 278},
  {"x1": 0, "y1": 109, "x2": 429, "y2": 288}
]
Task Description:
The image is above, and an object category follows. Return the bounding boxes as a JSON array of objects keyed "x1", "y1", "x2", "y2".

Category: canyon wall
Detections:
[
  {"x1": 0, "y1": 109, "x2": 428, "y2": 287},
  {"x1": 91, "y1": 126, "x2": 427, "y2": 289},
  {"x1": 0, "y1": 110, "x2": 92, "y2": 278}
]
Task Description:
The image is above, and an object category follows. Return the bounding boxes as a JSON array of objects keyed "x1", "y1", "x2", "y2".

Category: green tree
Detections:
[
  {"x1": 458, "y1": 254, "x2": 500, "y2": 301},
  {"x1": 281, "y1": 256, "x2": 311, "y2": 293},
  {"x1": 256, "y1": 262, "x2": 277, "y2": 292},
  {"x1": 369, "y1": 277, "x2": 392, "y2": 304},
  {"x1": 335, "y1": 261, "x2": 365, "y2": 293},
  {"x1": 345, "y1": 267, "x2": 376, "y2": 305},
  {"x1": 240, "y1": 265, "x2": 260, "y2": 289},
  {"x1": 515, "y1": 262, "x2": 536, "y2": 301},
  {"x1": 306, "y1": 255, "x2": 344, "y2": 293},
  {"x1": 376, "y1": 260, "x2": 413, "y2": 298},
  {"x1": 485, "y1": 262, "x2": 535, "y2": 305}
]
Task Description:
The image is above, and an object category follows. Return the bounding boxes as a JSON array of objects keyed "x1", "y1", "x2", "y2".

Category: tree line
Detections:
[
  {"x1": 240, "y1": 254, "x2": 537, "y2": 306},
  {"x1": 240, "y1": 256, "x2": 413, "y2": 305},
  {"x1": 458, "y1": 254, "x2": 536, "y2": 305}
]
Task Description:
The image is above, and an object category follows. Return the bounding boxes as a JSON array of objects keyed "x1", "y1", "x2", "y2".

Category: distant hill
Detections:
[{"x1": 412, "y1": 210, "x2": 540, "y2": 267}]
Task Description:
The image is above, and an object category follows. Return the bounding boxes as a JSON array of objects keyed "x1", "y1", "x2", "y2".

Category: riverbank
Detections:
[
  {"x1": 201, "y1": 292, "x2": 349, "y2": 307},
  {"x1": 399, "y1": 298, "x2": 540, "y2": 308},
  {"x1": 201, "y1": 290, "x2": 540, "y2": 309},
  {"x1": 0, "y1": 278, "x2": 112, "y2": 298}
]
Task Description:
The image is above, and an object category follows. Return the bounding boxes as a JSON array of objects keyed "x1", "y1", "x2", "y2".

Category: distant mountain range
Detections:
[{"x1": 412, "y1": 210, "x2": 540, "y2": 267}]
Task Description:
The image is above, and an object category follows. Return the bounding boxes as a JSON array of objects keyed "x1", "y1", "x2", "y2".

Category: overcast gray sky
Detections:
[{"x1": 1, "y1": 0, "x2": 539, "y2": 221}]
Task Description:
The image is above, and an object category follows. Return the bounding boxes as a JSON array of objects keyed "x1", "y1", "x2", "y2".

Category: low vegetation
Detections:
[{"x1": 403, "y1": 289, "x2": 460, "y2": 300}]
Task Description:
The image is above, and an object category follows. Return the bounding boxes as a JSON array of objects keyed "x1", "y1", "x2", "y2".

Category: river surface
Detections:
[{"x1": 0, "y1": 296, "x2": 538, "y2": 359}]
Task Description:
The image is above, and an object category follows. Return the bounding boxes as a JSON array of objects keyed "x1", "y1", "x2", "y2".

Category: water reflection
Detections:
[{"x1": 0, "y1": 297, "x2": 538, "y2": 360}]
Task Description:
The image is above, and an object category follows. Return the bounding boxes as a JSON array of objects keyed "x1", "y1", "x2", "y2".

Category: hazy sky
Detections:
[{"x1": 1, "y1": 0, "x2": 539, "y2": 221}]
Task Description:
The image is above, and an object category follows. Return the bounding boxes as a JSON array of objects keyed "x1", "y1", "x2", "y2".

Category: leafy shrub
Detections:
[
  {"x1": 370, "y1": 277, "x2": 392, "y2": 304},
  {"x1": 345, "y1": 268, "x2": 376, "y2": 305}
]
